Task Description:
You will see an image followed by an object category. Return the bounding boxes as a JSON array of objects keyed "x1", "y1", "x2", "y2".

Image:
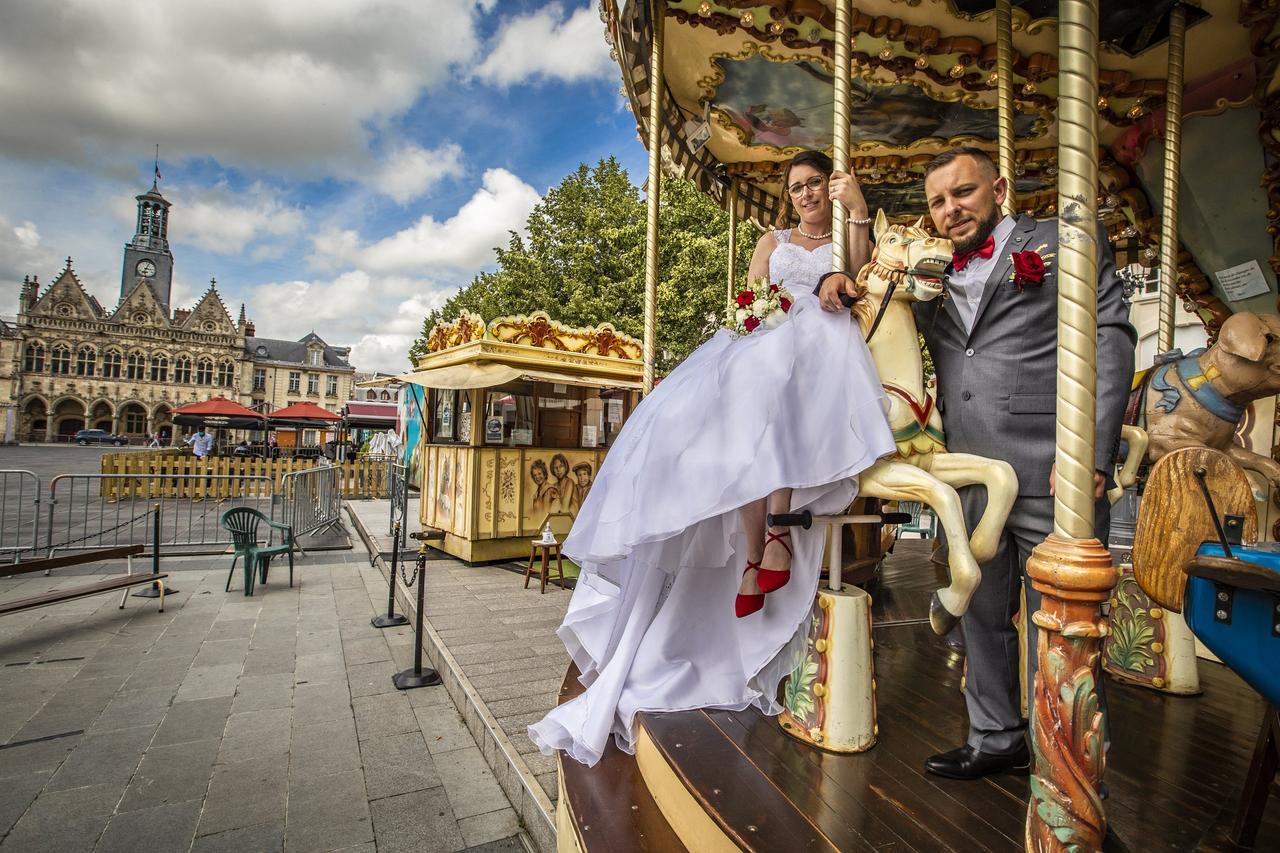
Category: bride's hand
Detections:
[
  {"x1": 828, "y1": 170, "x2": 869, "y2": 217},
  {"x1": 818, "y1": 272, "x2": 866, "y2": 313}
]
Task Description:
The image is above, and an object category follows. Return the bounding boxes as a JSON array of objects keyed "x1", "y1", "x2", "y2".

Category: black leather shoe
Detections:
[{"x1": 924, "y1": 743, "x2": 1030, "y2": 780}]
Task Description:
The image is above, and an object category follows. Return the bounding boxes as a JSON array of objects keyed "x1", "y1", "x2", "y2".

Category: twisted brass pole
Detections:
[
  {"x1": 727, "y1": 177, "x2": 739, "y2": 307},
  {"x1": 831, "y1": 0, "x2": 852, "y2": 270},
  {"x1": 996, "y1": 0, "x2": 1017, "y2": 217},
  {"x1": 642, "y1": 0, "x2": 664, "y2": 394},
  {"x1": 1052, "y1": 0, "x2": 1099, "y2": 541},
  {"x1": 1157, "y1": 3, "x2": 1187, "y2": 354}
]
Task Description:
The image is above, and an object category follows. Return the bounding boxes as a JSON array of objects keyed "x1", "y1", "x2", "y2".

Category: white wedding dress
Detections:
[{"x1": 528, "y1": 230, "x2": 895, "y2": 766}]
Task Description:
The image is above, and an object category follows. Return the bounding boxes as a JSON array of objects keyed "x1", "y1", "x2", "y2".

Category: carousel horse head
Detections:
[{"x1": 862, "y1": 208, "x2": 953, "y2": 305}]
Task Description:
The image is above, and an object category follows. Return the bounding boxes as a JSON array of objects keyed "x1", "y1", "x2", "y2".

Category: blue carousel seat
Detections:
[{"x1": 1187, "y1": 542, "x2": 1280, "y2": 707}]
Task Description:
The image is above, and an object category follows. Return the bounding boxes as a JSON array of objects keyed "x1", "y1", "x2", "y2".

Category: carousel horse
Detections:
[{"x1": 851, "y1": 211, "x2": 1019, "y2": 635}]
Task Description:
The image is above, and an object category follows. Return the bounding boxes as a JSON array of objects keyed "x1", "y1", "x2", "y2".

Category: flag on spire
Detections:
[{"x1": 153, "y1": 144, "x2": 161, "y2": 183}]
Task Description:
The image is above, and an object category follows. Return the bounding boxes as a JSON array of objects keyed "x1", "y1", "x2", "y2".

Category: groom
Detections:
[{"x1": 820, "y1": 147, "x2": 1135, "y2": 779}]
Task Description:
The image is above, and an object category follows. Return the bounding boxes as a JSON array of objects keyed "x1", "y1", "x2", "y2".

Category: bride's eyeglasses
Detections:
[{"x1": 787, "y1": 175, "x2": 827, "y2": 197}]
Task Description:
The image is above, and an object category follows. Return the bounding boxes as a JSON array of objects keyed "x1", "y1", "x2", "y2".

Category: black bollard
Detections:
[
  {"x1": 392, "y1": 546, "x2": 441, "y2": 690},
  {"x1": 133, "y1": 503, "x2": 175, "y2": 597},
  {"x1": 371, "y1": 522, "x2": 409, "y2": 629}
]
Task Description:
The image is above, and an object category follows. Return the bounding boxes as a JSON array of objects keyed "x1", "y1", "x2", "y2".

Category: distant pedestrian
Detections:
[{"x1": 185, "y1": 427, "x2": 214, "y2": 459}]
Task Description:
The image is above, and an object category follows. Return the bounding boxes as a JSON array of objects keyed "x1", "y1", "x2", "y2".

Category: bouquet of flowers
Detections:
[{"x1": 724, "y1": 279, "x2": 794, "y2": 337}]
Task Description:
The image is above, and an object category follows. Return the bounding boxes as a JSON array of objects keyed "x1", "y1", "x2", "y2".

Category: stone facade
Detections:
[{"x1": 5, "y1": 183, "x2": 355, "y2": 443}]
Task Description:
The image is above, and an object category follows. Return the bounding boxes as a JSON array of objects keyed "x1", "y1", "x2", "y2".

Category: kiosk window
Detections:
[
  {"x1": 431, "y1": 389, "x2": 468, "y2": 444},
  {"x1": 485, "y1": 384, "x2": 535, "y2": 446}
]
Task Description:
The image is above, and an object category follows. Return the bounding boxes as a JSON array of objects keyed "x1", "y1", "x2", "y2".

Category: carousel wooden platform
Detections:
[{"x1": 555, "y1": 542, "x2": 1280, "y2": 852}]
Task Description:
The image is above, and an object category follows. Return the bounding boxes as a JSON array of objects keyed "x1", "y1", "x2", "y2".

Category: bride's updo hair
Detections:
[{"x1": 780, "y1": 150, "x2": 834, "y2": 225}]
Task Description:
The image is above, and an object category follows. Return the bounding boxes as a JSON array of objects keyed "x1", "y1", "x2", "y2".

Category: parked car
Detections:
[{"x1": 74, "y1": 429, "x2": 127, "y2": 446}]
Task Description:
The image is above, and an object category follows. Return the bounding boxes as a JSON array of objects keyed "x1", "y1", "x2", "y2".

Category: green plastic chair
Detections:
[{"x1": 218, "y1": 507, "x2": 295, "y2": 596}]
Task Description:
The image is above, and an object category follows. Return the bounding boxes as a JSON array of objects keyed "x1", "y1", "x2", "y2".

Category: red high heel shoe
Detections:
[
  {"x1": 756, "y1": 529, "x2": 793, "y2": 594},
  {"x1": 735, "y1": 560, "x2": 764, "y2": 618}
]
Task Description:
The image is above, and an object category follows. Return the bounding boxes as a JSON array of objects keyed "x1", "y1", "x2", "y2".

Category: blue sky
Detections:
[{"x1": 0, "y1": 1, "x2": 648, "y2": 371}]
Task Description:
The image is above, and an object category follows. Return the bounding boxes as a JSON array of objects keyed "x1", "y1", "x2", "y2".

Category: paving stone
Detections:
[
  {"x1": 341, "y1": 637, "x2": 392, "y2": 666},
  {"x1": 404, "y1": 684, "x2": 454, "y2": 710},
  {"x1": 90, "y1": 685, "x2": 176, "y2": 732},
  {"x1": 457, "y1": 809, "x2": 521, "y2": 849},
  {"x1": 345, "y1": 660, "x2": 399, "y2": 698},
  {"x1": 369, "y1": 787, "x2": 466, "y2": 853},
  {"x1": 353, "y1": 693, "x2": 418, "y2": 741},
  {"x1": 412, "y1": 705, "x2": 476, "y2": 755},
  {"x1": 358, "y1": 732, "x2": 442, "y2": 800},
  {"x1": 459, "y1": 836, "x2": 524, "y2": 853},
  {"x1": 198, "y1": 755, "x2": 288, "y2": 837},
  {"x1": 0, "y1": 770, "x2": 50, "y2": 838},
  {"x1": 122, "y1": 652, "x2": 195, "y2": 691},
  {"x1": 152, "y1": 696, "x2": 232, "y2": 746},
  {"x1": 45, "y1": 724, "x2": 154, "y2": 791},
  {"x1": 290, "y1": 718, "x2": 361, "y2": 777},
  {"x1": 284, "y1": 769, "x2": 373, "y2": 853},
  {"x1": 119, "y1": 736, "x2": 220, "y2": 812},
  {"x1": 189, "y1": 820, "x2": 284, "y2": 853},
  {"x1": 176, "y1": 663, "x2": 242, "y2": 702},
  {"x1": 231, "y1": 672, "x2": 294, "y2": 712},
  {"x1": 96, "y1": 798, "x2": 202, "y2": 853},
  {"x1": 0, "y1": 785, "x2": 114, "y2": 853},
  {"x1": 294, "y1": 653, "x2": 345, "y2": 684},
  {"x1": 192, "y1": 638, "x2": 250, "y2": 669},
  {"x1": 243, "y1": 649, "x2": 296, "y2": 676},
  {"x1": 220, "y1": 707, "x2": 293, "y2": 764},
  {"x1": 207, "y1": 618, "x2": 259, "y2": 641},
  {"x1": 433, "y1": 745, "x2": 511, "y2": 820},
  {"x1": 292, "y1": 682, "x2": 352, "y2": 726}
]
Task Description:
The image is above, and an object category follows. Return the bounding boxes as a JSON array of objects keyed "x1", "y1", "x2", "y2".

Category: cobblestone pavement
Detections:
[{"x1": 0, "y1": 550, "x2": 525, "y2": 852}]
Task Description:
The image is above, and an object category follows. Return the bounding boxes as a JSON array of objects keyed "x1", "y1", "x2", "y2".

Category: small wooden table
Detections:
[{"x1": 525, "y1": 540, "x2": 565, "y2": 594}]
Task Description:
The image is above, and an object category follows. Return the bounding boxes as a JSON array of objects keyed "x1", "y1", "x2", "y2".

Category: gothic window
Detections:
[
  {"x1": 174, "y1": 356, "x2": 192, "y2": 384},
  {"x1": 381, "y1": 391, "x2": 391, "y2": 402},
  {"x1": 196, "y1": 358, "x2": 214, "y2": 386},
  {"x1": 288, "y1": 372, "x2": 300, "y2": 393},
  {"x1": 365, "y1": 390, "x2": 376, "y2": 401},
  {"x1": 123, "y1": 408, "x2": 146, "y2": 434},
  {"x1": 217, "y1": 361, "x2": 234, "y2": 387},
  {"x1": 150, "y1": 354, "x2": 168, "y2": 382},
  {"x1": 253, "y1": 369, "x2": 266, "y2": 391},
  {"x1": 50, "y1": 345, "x2": 72, "y2": 375},
  {"x1": 23, "y1": 343, "x2": 45, "y2": 372},
  {"x1": 75, "y1": 346, "x2": 96, "y2": 376},
  {"x1": 101, "y1": 350, "x2": 122, "y2": 379},
  {"x1": 126, "y1": 352, "x2": 146, "y2": 380}
]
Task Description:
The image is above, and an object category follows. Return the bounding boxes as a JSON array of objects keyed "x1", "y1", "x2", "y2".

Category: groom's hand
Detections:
[{"x1": 818, "y1": 272, "x2": 864, "y2": 313}]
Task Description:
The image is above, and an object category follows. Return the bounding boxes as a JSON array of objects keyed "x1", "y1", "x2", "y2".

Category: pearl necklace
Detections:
[{"x1": 796, "y1": 224, "x2": 832, "y2": 240}]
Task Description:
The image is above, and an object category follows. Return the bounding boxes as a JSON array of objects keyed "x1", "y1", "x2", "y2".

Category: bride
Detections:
[{"x1": 529, "y1": 151, "x2": 896, "y2": 767}]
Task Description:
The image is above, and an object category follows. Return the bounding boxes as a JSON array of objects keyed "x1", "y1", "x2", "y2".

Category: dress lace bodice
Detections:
[{"x1": 768, "y1": 229, "x2": 833, "y2": 296}]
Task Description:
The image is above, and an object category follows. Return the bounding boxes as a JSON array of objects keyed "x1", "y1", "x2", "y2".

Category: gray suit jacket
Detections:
[{"x1": 913, "y1": 215, "x2": 1137, "y2": 497}]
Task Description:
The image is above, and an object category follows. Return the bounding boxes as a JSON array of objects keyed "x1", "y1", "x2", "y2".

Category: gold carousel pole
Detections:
[
  {"x1": 1157, "y1": 3, "x2": 1187, "y2": 354},
  {"x1": 642, "y1": 0, "x2": 665, "y2": 394},
  {"x1": 995, "y1": 0, "x2": 1018, "y2": 216},
  {"x1": 726, "y1": 176, "x2": 739, "y2": 307},
  {"x1": 1025, "y1": 0, "x2": 1112, "y2": 849},
  {"x1": 831, "y1": 0, "x2": 852, "y2": 270}
]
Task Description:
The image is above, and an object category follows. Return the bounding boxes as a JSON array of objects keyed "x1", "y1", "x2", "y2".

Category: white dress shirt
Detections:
[
  {"x1": 946, "y1": 215, "x2": 1017, "y2": 334},
  {"x1": 187, "y1": 432, "x2": 215, "y2": 458}
]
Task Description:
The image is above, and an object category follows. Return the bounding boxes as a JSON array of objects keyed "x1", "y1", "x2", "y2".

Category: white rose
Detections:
[
  {"x1": 735, "y1": 308, "x2": 748, "y2": 324},
  {"x1": 751, "y1": 301, "x2": 766, "y2": 317}
]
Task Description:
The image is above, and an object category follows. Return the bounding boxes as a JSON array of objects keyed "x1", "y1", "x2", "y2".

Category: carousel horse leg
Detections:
[
  {"x1": 859, "y1": 459, "x2": 980, "y2": 635},
  {"x1": 918, "y1": 452, "x2": 1018, "y2": 564}
]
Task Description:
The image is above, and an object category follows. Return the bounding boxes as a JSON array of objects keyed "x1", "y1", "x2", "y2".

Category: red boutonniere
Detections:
[{"x1": 1010, "y1": 249, "x2": 1049, "y2": 291}]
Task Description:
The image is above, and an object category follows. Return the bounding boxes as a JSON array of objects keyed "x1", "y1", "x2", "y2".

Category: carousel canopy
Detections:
[
  {"x1": 267, "y1": 401, "x2": 342, "y2": 428},
  {"x1": 171, "y1": 396, "x2": 267, "y2": 429}
]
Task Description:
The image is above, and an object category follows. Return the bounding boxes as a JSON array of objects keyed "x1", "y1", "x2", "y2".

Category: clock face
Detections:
[{"x1": 136, "y1": 259, "x2": 157, "y2": 277}]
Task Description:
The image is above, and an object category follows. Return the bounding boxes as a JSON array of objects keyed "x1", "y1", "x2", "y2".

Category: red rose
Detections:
[
  {"x1": 735, "y1": 290, "x2": 755, "y2": 308},
  {"x1": 1011, "y1": 250, "x2": 1047, "y2": 289},
  {"x1": 743, "y1": 315, "x2": 761, "y2": 333},
  {"x1": 768, "y1": 284, "x2": 779, "y2": 294},
  {"x1": 780, "y1": 297, "x2": 792, "y2": 312}
]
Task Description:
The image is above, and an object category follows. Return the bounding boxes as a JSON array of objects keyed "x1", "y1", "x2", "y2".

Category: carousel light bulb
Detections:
[
  {"x1": 769, "y1": 20, "x2": 784, "y2": 35},
  {"x1": 1097, "y1": 94, "x2": 1109, "y2": 110},
  {"x1": 698, "y1": 0, "x2": 712, "y2": 17},
  {"x1": 1021, "y1": 79, "x2": 1037, "y2": 95},
  {"x1": 949, "y1": 62, "x2": 966, "y2": 78},
  {"x1": 1127, "y1": 101, "x2": 1145, "y2": 119},
  {"x1": 1142, "y1": 246, "x2": 1158, "y2": 262},
  {"x1": 880, "y1": 45, "x2": 895, "y2": 60},
  {"x1": 740, "y1": 10, "x2": 754, "y2": 27},
  {"x1": 1120, "y1": 225, "x2": 1138, "y2": 239},
  {"x1": 915, "y1": 54, "x2": 929, "y2": 69},
  {"x1": 807, "y1": 27, "x2": 822, "y2": 44},
  {"x1": 988, "y1": 70, "x2": 999, "y2": 85}
]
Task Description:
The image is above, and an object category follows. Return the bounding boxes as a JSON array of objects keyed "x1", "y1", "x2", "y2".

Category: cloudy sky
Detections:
[{"x1": 0, "y1": 0, "x2": 647, "y2": 372}]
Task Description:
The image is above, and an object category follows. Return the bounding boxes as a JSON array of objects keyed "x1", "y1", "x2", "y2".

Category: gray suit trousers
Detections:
[{"x1": 958, "y1": 488, "x2": 1111, "y2": 755}]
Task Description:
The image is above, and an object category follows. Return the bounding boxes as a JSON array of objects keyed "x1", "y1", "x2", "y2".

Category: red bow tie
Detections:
[{"x1": 952, "y1": 235, "x2": 995, "y2": 271}]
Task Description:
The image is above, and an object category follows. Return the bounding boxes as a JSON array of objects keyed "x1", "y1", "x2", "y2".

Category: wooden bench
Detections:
[{"x1": 0, "y1": 546, "x2": 168, "y2": 615}]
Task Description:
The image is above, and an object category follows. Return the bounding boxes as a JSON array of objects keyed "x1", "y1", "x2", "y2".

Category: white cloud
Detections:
[
  {"x1": 474, "y1": 3, "x2": 615, "y2": 87},
  {"x1": 171, "y1": 183, "x2": 305, "y2": 255},
  {"x1": 368, "y1": 143, "x2": 465, "y2": 204},
  {"x1": 309, "y1": 168, "x2": 540, "y2": 274},
  {"x1": 0, "y1": 216, "x2": 58, "y2": 309},
  {"x1": 0, "y1": 1, "x2": 489, "y2": 175}
]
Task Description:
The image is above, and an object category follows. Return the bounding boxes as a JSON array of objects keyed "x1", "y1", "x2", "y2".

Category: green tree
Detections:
[{"x1": 409, "y1": 157, "x2": 756, "y2": 374}]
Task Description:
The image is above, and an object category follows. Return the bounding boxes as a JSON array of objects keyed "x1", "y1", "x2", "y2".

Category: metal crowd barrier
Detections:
[
  {"x1": 281, "y1": 464, "x2": 343, "y2": 555},
  {"x1": 0, "y1": 470, "x2": 41, "y2": 562},
  {"x1": 45, "y1": 473, "x2": 277, "y2": 557}
]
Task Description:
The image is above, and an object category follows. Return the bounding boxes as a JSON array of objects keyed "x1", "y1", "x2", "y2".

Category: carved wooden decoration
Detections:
[
  {"x1": 427, "y1": 310, "x2": 643, "y2": 361},
  {"x1": 1131, "y1": 446, "x2": 1258, "y2": 612}
]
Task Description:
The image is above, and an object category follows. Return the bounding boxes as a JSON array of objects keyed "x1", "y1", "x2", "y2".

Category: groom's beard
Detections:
[{"x1": 950, "y1": 207, "x2": 1002, "y2": 255}]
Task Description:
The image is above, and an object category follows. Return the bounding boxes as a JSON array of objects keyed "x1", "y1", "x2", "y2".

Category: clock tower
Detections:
[{"x1": 120, "y1": 181, "x2": 175, "y2": 313}]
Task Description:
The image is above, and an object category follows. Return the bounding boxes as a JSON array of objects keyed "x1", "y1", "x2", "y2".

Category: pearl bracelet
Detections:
[{"x1": 846, "y1": 215, "x2": 872, "y2": 226}]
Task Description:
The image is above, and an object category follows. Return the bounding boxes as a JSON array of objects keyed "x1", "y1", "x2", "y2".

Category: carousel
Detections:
[{"x1": 549, "y1": 1, "x2": 1280, "y2": 852}]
